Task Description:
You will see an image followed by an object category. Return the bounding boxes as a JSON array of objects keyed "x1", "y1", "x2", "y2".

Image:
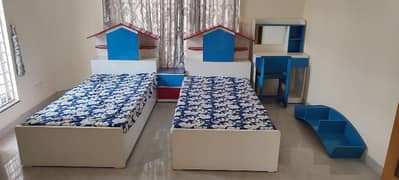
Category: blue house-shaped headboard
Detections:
[
  {"x1": 88, "y1": 23, "x2": 159, "y2": 61},
  {"x1": 203, "y1": 29, "x2": 235, "y2": 62},
  {"x1": 184, "y1": 25, "x2": 253, "y2": 62},
  {"x1": 107, "y1": 27, "x2": 139, "y2": 60}
]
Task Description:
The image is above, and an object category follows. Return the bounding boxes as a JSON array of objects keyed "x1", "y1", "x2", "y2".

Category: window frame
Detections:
[{"x1": 0, "y1": 0, "x2": 19, "y2": 113}]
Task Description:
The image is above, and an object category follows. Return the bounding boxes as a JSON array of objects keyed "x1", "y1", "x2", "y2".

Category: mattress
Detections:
[
  {"x1": 23, "y1": 73, "x2": 156, "y2": 132},
  {"x1": 173, "y1": 76, "x2": 276, "y2": 130}
]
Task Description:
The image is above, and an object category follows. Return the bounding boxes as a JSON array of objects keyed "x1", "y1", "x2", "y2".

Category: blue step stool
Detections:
[{"x1": 294, "y1": 105, "x2": 366, "y2": 158}]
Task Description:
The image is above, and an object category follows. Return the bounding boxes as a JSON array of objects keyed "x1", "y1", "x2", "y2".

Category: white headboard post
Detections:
[{"x1": 91, "y1": 59, "x2": 158, "y2": 74}]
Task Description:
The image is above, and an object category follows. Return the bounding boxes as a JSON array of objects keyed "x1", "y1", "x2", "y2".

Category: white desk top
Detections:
[
  {"x1": 255, "y1": 18, "x2": 306, "y2": 25},
  {"x1": 253, "y1": 52, "x2": 309, "y2": 58}
]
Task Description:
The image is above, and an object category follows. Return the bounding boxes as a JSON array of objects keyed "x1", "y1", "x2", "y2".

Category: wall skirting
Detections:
[
  {"x1": 365, "y1": 154, "x2": 383, "y2": 177},
  {"x1": 0, "y1": 90, "x2": 67, "y2": 138}
]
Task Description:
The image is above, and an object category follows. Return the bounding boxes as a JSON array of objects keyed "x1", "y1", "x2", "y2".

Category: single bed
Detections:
[
  {"x1": 15, "y1": 60, "x2": 158, "y2": 168},
  {"x1": 171, "y1": 76, "x2": 281, "y2": 172}
]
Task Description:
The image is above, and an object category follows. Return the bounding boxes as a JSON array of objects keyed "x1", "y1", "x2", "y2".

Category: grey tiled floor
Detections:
[{"x1": 0, "y1": 103, "x2": 379, "y2": 180}]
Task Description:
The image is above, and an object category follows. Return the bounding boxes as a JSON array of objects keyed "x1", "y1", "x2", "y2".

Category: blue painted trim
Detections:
[
  {"x1": 157, "y1": 74, "x2": 184, "y2": 87},
  {"x1": 295, "y1": 105, "x2": 366, "y2": 158},
  {"x1": 106, "y1": 27, "x2": 139, "y2": 60},
  {"x1": 291, "y1": 58, "x2": 309, "y2": 67},
  {"x1": 299, "y1": 25, "x2": 306, "y2": 52}
]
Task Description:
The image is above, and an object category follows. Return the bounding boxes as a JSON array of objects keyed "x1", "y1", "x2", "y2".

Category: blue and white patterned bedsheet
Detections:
[
  {"x1": 173, "y1": 76, "x2": 276, "y2": 130},
  {"x1": 23, "y1": 73, "x2": 156, "y2": 132}
]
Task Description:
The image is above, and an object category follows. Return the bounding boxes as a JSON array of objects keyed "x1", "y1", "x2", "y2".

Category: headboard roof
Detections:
[
  {"x1": 184, "y1": 25, "x2": 253, "y2": 41},
  {"x1": 87, "y1": 23, "x2": 159, "y2": 40}
]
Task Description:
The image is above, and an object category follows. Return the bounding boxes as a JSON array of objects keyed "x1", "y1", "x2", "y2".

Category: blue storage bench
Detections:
[{"x1": 295, "y1": 105, "x2": 366, "y2": 158}]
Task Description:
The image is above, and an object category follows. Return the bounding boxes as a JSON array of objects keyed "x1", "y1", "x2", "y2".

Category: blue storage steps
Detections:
[{"x1": 294, "y1": 105, "x2": 366, "y2": 158}]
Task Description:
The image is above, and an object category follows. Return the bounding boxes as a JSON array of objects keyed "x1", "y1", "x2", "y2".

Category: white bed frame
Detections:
[
  {"x1": 15, "y1": 59, "x2": 158, "y2": 168},
  {"x1": 184, "y1": 58, "x2": 251, "y2": 79},
  {"x1": 171, "y1": 66, "x2": 281, "y2": 172}
]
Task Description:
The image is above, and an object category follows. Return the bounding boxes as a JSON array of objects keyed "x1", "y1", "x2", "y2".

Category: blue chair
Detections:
[{"x1": 256, "y1": 56, "x2": 292, "y2": 107}]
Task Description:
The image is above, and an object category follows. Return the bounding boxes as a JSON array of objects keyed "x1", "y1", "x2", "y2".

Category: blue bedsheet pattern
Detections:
[
  {"x1": 23, "y1": 73, "x2": 156, "y2": 131},
  {"x1": 173, "y1": 76, "x2": 276, "y2": 130}
]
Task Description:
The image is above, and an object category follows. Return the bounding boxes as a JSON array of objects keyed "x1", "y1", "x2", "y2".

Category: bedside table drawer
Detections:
[
  {"x1": 158, "y1": 87, "x2": 180, "y2": 99},
  {"x1": 157, "y1": 74, "x2": 184, "y2": 87}
]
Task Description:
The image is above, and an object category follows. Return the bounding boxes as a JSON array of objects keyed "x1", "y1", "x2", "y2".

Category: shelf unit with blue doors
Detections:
[
  {"x1": 183, "y1": 25, "x2": 253, "y2": 79},
  {"x1": 88, "y1": 23, "x2": 159, "y2": 60},
  {"x1": 157, "y1": 68, "x2": 185, "y2": 102},
  {"x1": 254, "y1": 19, "x2": 306, "y2": 53},
  {"x1": 184, "y1": 25, "x2": 252, "y2": 62},
  {"x1": 295, "y1": 105, "x2": 366, "y2": 158}
]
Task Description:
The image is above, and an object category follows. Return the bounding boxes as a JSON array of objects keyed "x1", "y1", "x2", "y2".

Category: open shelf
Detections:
[
  {"x1": 188, "y1": 46, "x2": 249, "y2": 52},
  {"x1": 288, "y1": 40, "x2": 303, "y2": 53},
  {"x1": 295, "y1": 105, "x2": 366, "y2": 158}
]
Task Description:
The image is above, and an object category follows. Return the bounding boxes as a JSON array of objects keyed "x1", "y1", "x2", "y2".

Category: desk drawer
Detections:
[
  {"x1": 157, "y1": 74, "x2": 184, "y2": 87},
  {"x1": 291, "y1": 58, "x2": 309, "y2": 67}
]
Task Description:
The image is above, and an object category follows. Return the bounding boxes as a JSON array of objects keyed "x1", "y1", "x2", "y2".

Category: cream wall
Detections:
[
  {"x1": 51, "y1": 0, "x2": 102, "y2": 91},
  {"x1": 240, "y1": 0, "x2": 306, "y2": 36},
  {"x1": 3, "y1": 0, "x2": 397, "y2": 169},
  {"x1": 304, "y1": 0, "x2": 399, "y2": 167},
  {"x1": 0, "y1": 0, "x2": 57, "y2": 135},
  {"x1": 0, "y1": 0, "x2": 102, "y2": 134}
]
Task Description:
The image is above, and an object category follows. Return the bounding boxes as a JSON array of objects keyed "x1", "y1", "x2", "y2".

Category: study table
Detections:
[{"x1": 252, "y1": 52, "x2": 310, "y2": 103}]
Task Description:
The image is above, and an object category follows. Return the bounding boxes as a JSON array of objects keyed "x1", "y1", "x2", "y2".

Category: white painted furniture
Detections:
[
  {"x1": 252, "y1": 18, "x2": 310, "y2": 104},
  {"x1": 184, "y1": 58, "x2": 251, "y2": 79},
  {"x1": 91, "y1": 59, "x2": 158, "y2": 74},
  {"x1": 183, "y1": 25, "x2": 252, "y2": 80},
  {"x1": 172, "y1": 128, "x2": 281, "y2": 172},
  {"x1": 15, "y1": 60, "x2": 157, "y2": 168},
  {"x1": 171, "y1": 69, "x2": 280, "y2": 172}
]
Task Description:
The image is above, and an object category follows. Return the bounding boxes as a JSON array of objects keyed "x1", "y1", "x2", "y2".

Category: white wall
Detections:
[
  {"x1": 240, "y1": 0, "x2": 306, "y2": 36},
  {"x1": 0, "y1": 0, "x2": 102, "y2": 134},
  {"x1": 51, "y1": 1, "x2": 102, "y2": 91},
  {"x1": 0, "y1": 0, "x2": 57, "y2": 134},
  {"x1": 304, "y1": 0, "x2": 399, "y2": 167},
  {"x1": 3, "y1": 0, "x2": 397, "y2": 169}
]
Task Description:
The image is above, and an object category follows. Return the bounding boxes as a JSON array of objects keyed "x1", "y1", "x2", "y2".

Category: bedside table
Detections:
[{"x1": 157, "y1": 68, "x2": 185, "y2": 102}]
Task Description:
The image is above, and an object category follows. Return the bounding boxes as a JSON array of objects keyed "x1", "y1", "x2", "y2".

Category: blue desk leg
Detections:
[
  {"x1": 257, "y1": 59, "x2": 265, "y2": 96},
  {"x1": 283, "y1": 60, "x2": 292, "y2": 107}
]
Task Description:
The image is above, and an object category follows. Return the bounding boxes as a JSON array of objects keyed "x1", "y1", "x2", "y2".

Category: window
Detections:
[{"x1": 0, "y1": 1, "x2": 18, "y2": 112}]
